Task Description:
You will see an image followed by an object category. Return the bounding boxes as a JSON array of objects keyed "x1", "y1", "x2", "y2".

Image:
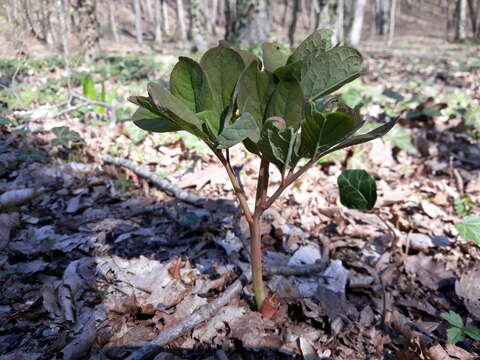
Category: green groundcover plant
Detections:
[{"x1": 129, "y1": 29, "x2": 396, "y2": 310}]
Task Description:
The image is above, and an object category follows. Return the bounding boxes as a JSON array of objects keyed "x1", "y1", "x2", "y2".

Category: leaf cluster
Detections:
[
  {"x1": 441, "y1": 311, "x2": 480, "y2": 343},
  {"x1": 129, "y1": 29, "x2": 396, "y2": 175}
]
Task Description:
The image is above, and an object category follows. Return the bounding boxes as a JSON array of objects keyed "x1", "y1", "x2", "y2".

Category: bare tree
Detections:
[
  {"x1": 387, "y1": 0, "x2": 397, "y2": 45},
  {"x1": 375, "y1": 0, "x2": 390, "y2": 35},
  {"x1": 225, "y1": 0, "x2": 270, "y2": 47},
  {"x1": 187, "y1": 0, "x2": 206, "y2": 51},
  {"x1": 108, "y1": 1, "x2": 119, "y2": 41},
  {"x1": 145, "y1": 0, "x2": 154, "y2": 21},
  {"x1": 456, "y1": 0, "x2": 467, "y2": 40},
  {"x1": 40, "y1": 0, "x2": 55, "y2": 46},
  {"x1": 467, "y1": 0, "x2": 479, "y2": 36},
  {"x1": 176, "y1": 0, "x2": 187, "y2": 40},
  {"x1": 349, "y1": 0, "x2": 367, "y2": 46},
  {"x1": 288, "y1": 0, "x2": 301, "y2": 47},
  {"x1": 335, "y1": 0, "x2": 344, "y2": 43},
  {"x1": 133, "y1": 0, "x2": 143, "y2": 43},
  {"x1": 155, "y1": 0, "x2": 162, "y2": 43},
  {"x1": 70, "y1": 0, "x2": 100, "y2": 59},
  {"x1": 161, "y1": 0, "x2": 170, "y2": 34}
]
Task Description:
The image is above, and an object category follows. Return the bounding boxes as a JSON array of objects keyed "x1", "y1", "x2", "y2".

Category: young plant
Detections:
[
  {"x1": 441, "y1": 311, "x2": 480, "y2": 343},
  {"x1": 128, "y1": 29, "x2": 396, "y2": 310}
]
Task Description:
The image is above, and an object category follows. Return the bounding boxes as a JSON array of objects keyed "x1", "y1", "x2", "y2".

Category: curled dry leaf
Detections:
[{"x1": 455, "y1": 270, "x2": 480, "y2": 321}]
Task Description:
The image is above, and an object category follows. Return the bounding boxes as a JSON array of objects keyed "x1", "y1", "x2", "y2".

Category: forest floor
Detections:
[{"x1": 0, "y1": 43, "x2": 480, "y2": 360}]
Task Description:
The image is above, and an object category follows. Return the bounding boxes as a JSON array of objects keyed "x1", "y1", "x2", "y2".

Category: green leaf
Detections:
[
  {"x1": 147, "y1": 82, "x2": 207, "y2": 141},
  {"x1": 233, "y1": 48, "x2": 258, "y2": 67},
  {"x1": 383, "y1": 126, "x2": 418, "y2": 154},
  {"x1": 124, "y1": 123, "x2": 147, "y2": 144},
  {"x1": 265, "y1": 77, "x2": 304, "y2": 129},
  {"x1": 301, "y1": 46, "x2": 363, "y2": 100},
  {"x1": 447, "y1": 327, "x2": 465, "y2": 344},
  {"x1": 81, "y1": 77, "x2": 97, "y2": 101},
  {"x1": 455, "y1": 215, "x2": 480, "y2": 244},
  {"x1": 51, "y1": 126, "x2": 82, "y2": 147},
  {"x1": 197, "y1": 110, "x2": 221, "y2": 139},
  {"x1": 288, "y1": 29, "x2": 333, "y2": 64},
  {"x1": 441, "y1": 311, "x2": 464, "y2": 328},
  {"x1": 337, "y1": 169, "x2": 377, "y2": 210},
  {"x1": 237, "y1": 61, "x2": 273, "y2": 126},
  {"x1": 132, "y1": 107, "x2": 181, "y2": 133},
  {"x1": 464, "y1": 326, "x2": 480, "y2": 341},
  {"x1": 170, "y1": 57, "x2": 219, "y2": 114},
  {"x1": 258, "y1": 121, "x2": 301, "y2": 171},
  {"x1": 200, "y1": 44, "x2": 245, "y2": 112},
  {"x1": 301, "y1": 104, "x2": 359, "y2": 158},
  {"x1": 215, "y1": 112, "x2": 260, "y2": 149},
  {"x1": 383, "y1": 89, "x2": 404, "y2": 102},
  {"x1": 262, "y1": 43, "x2": 289, "y2": 72},
  {"x1": 325, "y1": 119, "x2": 397, "y2": 154}
]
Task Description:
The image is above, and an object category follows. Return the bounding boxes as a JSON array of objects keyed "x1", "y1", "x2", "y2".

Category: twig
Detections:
[
  {"x1": 124, "y1": 271, "x2": 251, "y2": 360},
  {"x1": 102, "y1": 155, "x2": 203, "y2": 205},
  {"x1": 0, "y1": 187, "x2": 44, "y2": 210},
  {"x1": 263, "y1": 260, "x2": 328, "y2": 277}
]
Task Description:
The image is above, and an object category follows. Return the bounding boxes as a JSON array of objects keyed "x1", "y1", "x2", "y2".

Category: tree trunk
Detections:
[
  {"x1": 467, "y1": 0, "x2": 478, "y2": 36},
  {"x1": 109, "y1": 1, "x2": 119, "y2": 41},
  {"x1": 155, "y1": 0, "x2": 162, "y2": 43},
  {"x1": 335, "y1": 0, "x2": 344, "y2": 43},
  {"x1": 145, "y1": 0, "x2": 154, "y2": 21},
  {"x1": 71, "y1": 0, "x2": 101, "y2": 59},
  {"x1": 455, "y1": 0, "x2": 467, "y2": 40},
  {"x1": 187, "y1": 0, "x2": 207, "y2": 51},
  {"x1": 225, "y1": 0, "x2": 270, "y2": 47},
  {"x1": 210, "y1": 0, "x2": 219, "y2": 34},
  {"x1": 40, "y1": 0, "x2": 55, "y2": 46},
  {"x1": 288, "y1": 0, "x2": 301, "y2": 47},
  {"x1": 315, "y1": 0, "x2": 331, "y2": 30},
  {"x1": 133, "y1": 0, "x2": 143, "y2": 43},
  {"x1": 161, "y1": 0, "x2": 170, "y2": 34},
  {"x1": 387, "y1": 0, "x2": 396, "y2": 45},
  {"x1": 176, "y1": 0, "x2": 187, "y2": 40},
  {"x1": 375, "y1": 0, "x2": 389, "y2": 35},
  {"x1": 349, "y1": 0, "x2": 367, "y2": 46}
]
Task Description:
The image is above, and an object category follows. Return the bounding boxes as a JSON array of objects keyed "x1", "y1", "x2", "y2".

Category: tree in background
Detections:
[
  {"x1": 187, "y1": 0, "x2": 207, "y2": 51},
  {"x1": 456, "y1": 0, "x2": 467, "y2": 40},
  {"x1": 176, "y1": 0, "x2": 187, "y2": 41},
  {"x1": 133, "y1": 0, "x2": 143, "y2": 44},
  {"x1": 225, "y1": 0, "x2": 269, "y2": 47},
  {"x1": 71, "y1": 0, "x2": 100, "y2": 59},
  {"x1": 350, "y1": 0, "x2": 367, "y2": 46}
]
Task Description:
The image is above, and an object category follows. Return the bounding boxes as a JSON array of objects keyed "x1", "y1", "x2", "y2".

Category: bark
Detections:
[
  {"x1": 375, "y1": 0, "x2": 390, "y2": 35},
  {"x1": 335, "y1": 0, "x2": 345, "y2": 43},
  {"x1": 455, "y1": 0, "x2": 467, "y2": 40},
  {"x1": 387, "y1": 0, "x2": 397, "y2": 45},
  {"x1": 281, "y1": 0, "x2": 288, "y2": 26},
  {"x1": 108, "y1": 1, "x2": 119, "y2": 41},
  {"x1": 40, "y1": 0, "x2": 55, "y2": 46},
  {"x1": 154, "y1": 0, "x2": 162, "y2": 43},
  {"x1": 349, "y1": 0, "x2": 367, "y2": 46},
  {"x1": 210, "y1": 0, "x2": 219, "y2": 34},
  {"x1": 187, "y1": 0, "x2": 207, "y2": 51},
  {"x1": 71, "y1": 0, "x2": 101, "y2": 59},
  {"x1": 288, "y1": 0, "x2": 301, "y2": 47},
  {"x1": 225, "y1": 0, "x2": 270, "y2": 47},
  {"x1": 467, "y1": 0, "x2": 478, "y2": 36},
  {"x1": 133, "y1": 0, "x2": 143, "y2": 43},
  {"x1": 161, "y1": 0, "x2": 170, "y2": 34},
  {"x1": 145, "y1": 0, "x2": 154, "y2": 21},
  {"x1": 176, "y1": 0, "x2": 187, "y2": 40}
]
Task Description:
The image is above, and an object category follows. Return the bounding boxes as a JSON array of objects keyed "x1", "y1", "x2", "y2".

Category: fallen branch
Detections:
[
  {"x1": 124, "y1": 271, "x2": 251, "y2": 360},
  {"x1": 102, "y1": 155, "x2": 203, "y2": 205},
  {"x1": 0, "y1": 187, "x2": 44, "y2": 210},
  {"x1": 264, "y1": 261, "x2": 328, "y2": 277}
]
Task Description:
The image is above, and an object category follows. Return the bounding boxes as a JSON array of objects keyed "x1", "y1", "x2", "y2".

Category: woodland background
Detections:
[{"x1": 0, "y1": 1, "x2": 479, "y2": 360}]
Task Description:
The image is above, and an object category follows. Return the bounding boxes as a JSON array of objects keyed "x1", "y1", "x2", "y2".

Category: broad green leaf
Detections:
[
  {"x1": 215, "y1": 112, "x2": 260, "y2": 149},
  {"x1": 51, "y1": 126, "x2": 82, "y2": 147},
  {"x1": 200, "y1": 44, "x2": 245, "y2": 111},
  {"x1": 170, "y1": 57, "x2": 219, "y2": 115},
  {"x1": 337, "y1": 169, "x2": 377, "y2": 210},
  {"x1": 237, "y1": 61, "x2": 273, "y2": 126},
  {"x1": 262, "y1": 43, "x2": 289, "y2": 72},
  {"x1": 132, "y1": 107, "x2": 181, "y2": 133},
  {"x1": 128, "y1": 95, "x2": 160, "y2": 115},
  {"x1": 233, "y1": 48, "x2": 258, "y2": 67},
  {"x1": 447, "y1": 327, "x2": 465, "y2": 344},
  {"x1": 325, "y1": 119, "x2": 397, "y2": 154},
  {"x1": 147, "y1": 82, "x2": 207, "y2": 140},
  {"x1": 301, "y1": 105, "x2": 359, "y2": 158},
  {"x1": 258, "y1": 121, "x2": 301, "y2": 171},
  {"x1": 288, "y1": 29, "x2": 333, "y2": 64},
  {"x1": 197, "y1": 110, "x2": 221, "y2": 139},
  {"x1": 383, "y1": 89, "x2": 404, "y2": 102},
  {"x1": 301, "y1": 46, "x2": 362, "y2": 100},
  {"x1": 265, "y1": 77, "x2": 304, "y2": 129},
  {"x1": 441, "y1": 311, "x2": 464, "y2": 328},
  {"x1": 455, "y1": 215, "x2": 480, "y2": 244},
  {"x1": 465, "y1": 326, "x2": 480, "y2": 341}
]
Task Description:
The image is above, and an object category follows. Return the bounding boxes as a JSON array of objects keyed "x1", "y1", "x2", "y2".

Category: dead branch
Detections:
[
  {"x1": 124, "y1": 271, "x2": 251, "y2": 360},
  {"x1": 0, "y1": 187, "x2": 44, "y2": 210},
  {"x1": 102, "y1": 155, "x2": 203, "y2": 205},
  {"x1": 53, "y1": 92, "x2": 117, "y2": 125},
  {"x1": 264, "y1": 260, "x2": 328, "y2": 277}
]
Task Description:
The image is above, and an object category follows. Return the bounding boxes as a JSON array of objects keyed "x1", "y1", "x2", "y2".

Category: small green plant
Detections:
[
  {"x1": 455, "y1": 214, "x2": 480, "y2": 244},
  {"x1": 455, "y1": 195, "x2": 478, "y2": 217},
  {"x1": 51, "y1": 126, "x2": 82, "y2": 148},
  {"x1": 129, "y1": 29, "x2": 396, "y2": 310},
  {"x1": 115, "y1": 173, "x2": 134, "y2": 193},
  {"x1": 441, "y1": 311, "x2": 480, "y2": 343}
]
